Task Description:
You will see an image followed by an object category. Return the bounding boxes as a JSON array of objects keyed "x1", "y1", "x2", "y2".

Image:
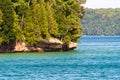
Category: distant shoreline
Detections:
[{"x1": 82, "y1": 35, "x2": 120, "y2": 37}]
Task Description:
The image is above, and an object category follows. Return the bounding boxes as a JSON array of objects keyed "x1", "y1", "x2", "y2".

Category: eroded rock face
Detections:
[
  {"x1": 43, "y1": 38, "x2": 63, "y2": 44},
  {"x1": 0, "y1": 38, "x2": 78, "y2": 53},
  {"x1": 14, "y1": 41, "x2": 44, "y2": 52},
  {"x1": 68, "y1": 42, "x2": 78, "y2": 49},
  {"x1": 62, "y1": 42, "x2": 78, "y2": 51},
  {"x1": 14, "y1": 41, "x2": 28, "y2": 52},
  {"x1": 35, "y1": 38, "x2": 63, "y2": 52},
  {"x1": 0, "y1": 42, "x2": 15, "y2": 53}
]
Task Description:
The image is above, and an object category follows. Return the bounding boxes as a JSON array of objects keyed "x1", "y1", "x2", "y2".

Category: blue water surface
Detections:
[{"x1": 0, "y1": 36, "x2": 120, "y2": 80}]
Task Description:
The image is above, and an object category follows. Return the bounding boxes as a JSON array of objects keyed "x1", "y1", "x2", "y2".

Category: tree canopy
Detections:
[
  {"x1": 0, "y1": 0, "x2": 85, "y2": 45},
  {"x1": 81, "y1": 8, "x2": 120, "y2": 36}
]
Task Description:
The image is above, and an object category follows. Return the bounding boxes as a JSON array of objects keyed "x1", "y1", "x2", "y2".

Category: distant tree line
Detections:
[
  {"x1": 0, "y1": 0, "x2": 85, "y2": 45},
  {"x1": 81, "y1": 8, "x2": 120, "y2": 36}
]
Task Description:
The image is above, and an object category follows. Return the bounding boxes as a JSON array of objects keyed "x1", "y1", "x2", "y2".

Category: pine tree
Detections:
[
  {"x1": 13, "y1": 11, "x2": 24, "y2": 41},
  {"x1": 23, "y1": 0, "x2": 42, "y2": 44},
  {"x1": 39, "y1": 0, "x2": 50, "y2": 39},
  {"x1": 16, "y1": 0, "x2": 28, "y2": 28},
  {"x1": 0, "y1": 10, "x2": 2, "y2": 24},
  {"x1": 23, "y1": 0, "x2": 38, "y2": 44},
  {"x1": 46, "y1": 3, "x2": 58, "y2": 37},
  {"x1": 53, "y1": 0, "x2": 84, "y2": 43},
  {"x1": 0, "y1": 0, "x2": 85, "y2": 46},
  {"x1": 0, "y1": 0, "x2": 15, "y2": 44},
  {"x1": 0, "y1": 10, "x2": 3, "y2": 44}
]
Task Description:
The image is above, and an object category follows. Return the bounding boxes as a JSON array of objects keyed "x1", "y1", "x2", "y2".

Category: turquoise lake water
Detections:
[{"x1": 0, "y1": 36, "x2": 120, "y2": 80}]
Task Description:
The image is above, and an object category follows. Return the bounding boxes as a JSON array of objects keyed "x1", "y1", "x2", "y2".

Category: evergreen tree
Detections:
[
  {"x1": 0, "y1": 0, "x2": 15, "y2": 44},
  {"x1": 0, "y1": 0, "x2": 85, "y2": 45},
  {"x1": 22, "y1": 0, "x2": 38, "y2": 44},
  {"x1": 0, "y1": 10, "x2": 2, "y2": 24},
  {"x1": 46, "y1": 2, "x2": 58, "y2": 37},
  {"x1": 38, "y1": 0, "x2": 50, "y2": 39},
  {"x1": 53, "y1": 0, "x2": 83, "y2": 43},
  {"x1": 13, "y1": 11, "x2": 24, "y2": 41},
  {"x1": 24, "y1": 0, "x2": 42, "y2": 44},
  {"x1": 16, "y1": 0, "x2": 28, "y2": 28},
  {"x1": 0, "y1": 10, "x2": 3, "y2": 44}
]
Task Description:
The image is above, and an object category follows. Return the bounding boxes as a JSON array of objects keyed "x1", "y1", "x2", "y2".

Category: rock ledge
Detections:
[{"x1": 0, "y1": 38, "x2": 78, "y2": 53}]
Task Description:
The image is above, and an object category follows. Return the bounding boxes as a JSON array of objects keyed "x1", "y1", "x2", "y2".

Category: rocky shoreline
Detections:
[{"x1": 0, "y1": 38, "x2": 78, "y2": 53}]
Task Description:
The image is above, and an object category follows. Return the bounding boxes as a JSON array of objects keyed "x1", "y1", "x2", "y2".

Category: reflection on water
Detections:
[{"x1": 0, "y1": 36, "x2": 120, "y2": 80}]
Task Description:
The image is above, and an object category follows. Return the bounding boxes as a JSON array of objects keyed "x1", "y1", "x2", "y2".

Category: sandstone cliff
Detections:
[{"x1": 0, "y1": 38, "x2": 78, "y2": 53}]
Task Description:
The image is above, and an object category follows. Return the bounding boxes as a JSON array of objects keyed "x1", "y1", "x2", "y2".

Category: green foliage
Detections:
[
  {"x1": 13, "y1": 11, "x2": 23, "y2": 41},
  {"x1": 81, "y1": 8, "x2": 120, "y2": 36},
  {"x1": 0, "y1": 0, "x2": 85, "y2": 45},
  {"x1": 53, "y1": 0, "x2": 84, "y2": 43},
  {"x1": 23, "y1": 1, "x2": 37, "y2": 44},
  {"x1": 46, "y1": 3, "x2": 58, "y2": 37},
  {"x1": 38, "y1": 0, "x2": 50, "y2": 39},
  {"x1": 0, "y1": 10, "x2": 3, "y2": 44},
  {"x1": 0, "y1": 0, "x2": 15, "y2": 43},
  {"x1": 0, "y1": 10, "x2": 2, "y2": 24},
  {"x1": 24, "y1": 1, "x2": 42, "y2": 44}
]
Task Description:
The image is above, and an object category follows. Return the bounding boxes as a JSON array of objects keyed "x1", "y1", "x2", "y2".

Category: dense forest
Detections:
[
  {"x1": 81, "y1": 8, "x2": 120, "y2": 36},
  {"x1": 0, "y1": 0, "x2": 86, "y2": 45}
]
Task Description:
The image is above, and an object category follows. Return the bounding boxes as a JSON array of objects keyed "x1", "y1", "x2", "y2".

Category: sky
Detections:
[{"x1": 85, "y1": 0, "x2": 120, "y2": 9}]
